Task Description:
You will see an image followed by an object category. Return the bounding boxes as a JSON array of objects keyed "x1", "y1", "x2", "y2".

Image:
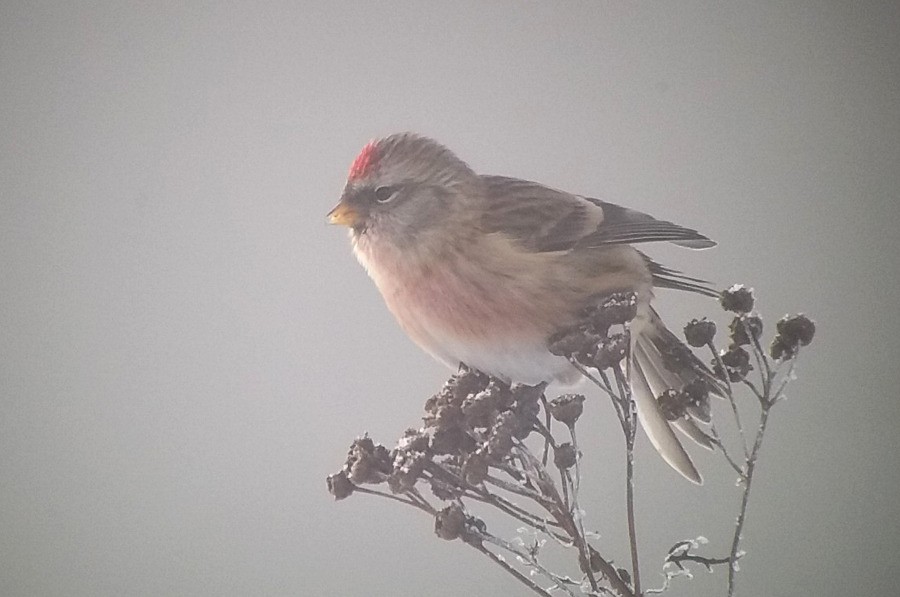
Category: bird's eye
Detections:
[{"x1": 373, "y1": 186, "x2": 397, "y2": 203}]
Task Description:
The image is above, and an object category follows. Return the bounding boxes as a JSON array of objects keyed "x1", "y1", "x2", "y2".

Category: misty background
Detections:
[{"x1": 2, "y1": 2, "x2": 898, "y2": 596}]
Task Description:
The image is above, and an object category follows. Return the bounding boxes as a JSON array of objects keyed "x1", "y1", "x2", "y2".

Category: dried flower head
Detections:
[
  {"x1": 429, "y1": 476, "x2": 460, "y2": 501},
  {"x1": 435, "y1": 503, "x2": 469, "y2": 541},
  {"x1": 721, "y1": 284, "x2": 755, "y2": 314},
  {"x1": 657, "y1": 389, "x2": 688, "y2": 421},
  {"x1": 463, "y1": 452, "x2": 489, "y2": 485},
  {"x1": 389, "y1": 449, "x2": 428, "y2": 493},
  {"x1": 550, "y1": 292, "x2": 637, "y2": 361},
  {"x1": 388, "y1": 429, "x2": 432, "y2": 493},
  {"x1": 424, "y1": 371, "x2": 490, "y2": 456},
  {"x1": 684, "y1": 318, "x2": 717, "y2": 348},
  {"x1": 326, "y1": 471, "x2": 354, "y2": 500},
  {"x1": 682, "y1": 378, "x2": 712, "y2": 423},
  {"x1": 554, "y1": 442, "x2": 578, "y2": 469},
  {"x1": 486, "y1": 411, "x2": 517, "y2": 460},
  {"x1": 660, "y1": 338, "x2": 701, "y2": 374},
  {"x1": 461, "y1": 380, "x2": 508, "y2": 426},
  {"x1": 398, "y1": 427, "x2": 430, "y2": 452},
  {"x1": 344, "y1": 436, "x2": 392, "y2": 485},
  {"x1": 715, "y1": 345, "x2": 752, "y2": 382},
  {"x1": 548, "y1": 393, "x2": 586, "y2": 426},
  {"x1": 730, "y1": 314, "x2": 763, "y2": 346},
  {"x1": 585, "y1": 292, "x2": 638, "y2": 328},
  {"x1": 430, "y1": 425, "x2": 476, "y2": 456},
  {"x1": 589, "y1": 332, "x2": 629, "y2": 370},
  {"x1": 776, "y1": 314, "x2": 816, "y2": 347},
  {"x1": 770, "y1": 314, "x2": 816, "y2": 361},
  {"x1": 769, "y1": 335, "x2": 794, "y2": 361},
  {"x1": 548, "y1": 325, "x2": 602, "y2": 358}
]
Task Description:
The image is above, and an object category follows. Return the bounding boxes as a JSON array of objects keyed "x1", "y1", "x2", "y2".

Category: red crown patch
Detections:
[{"x1": 348, "y1": 141, "x2": 377, "y2": 180}]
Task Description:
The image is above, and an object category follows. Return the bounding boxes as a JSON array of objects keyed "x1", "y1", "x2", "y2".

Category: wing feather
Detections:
[
  {"x1": 479, "y1": 175, "x2": 595, "y2": 252},
  {"x1": 577, "y1": 199, "x2": 716, "y2": 249},
  {"x1": 640, "y1": 252, "x2": 719, "y2": 297},
  {"x1": 479, "y1": 175, "x2": 716, "y2": 253}
]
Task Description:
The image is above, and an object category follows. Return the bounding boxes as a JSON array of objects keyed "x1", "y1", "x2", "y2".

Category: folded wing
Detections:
[{"x1": 479, "y1": 175, "x2": 717, "y2": 296}]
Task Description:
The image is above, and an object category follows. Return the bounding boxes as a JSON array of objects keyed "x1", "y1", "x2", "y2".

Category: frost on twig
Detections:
[{"x1": 327, "y1": 286, "x2": 815, "y2": 597}]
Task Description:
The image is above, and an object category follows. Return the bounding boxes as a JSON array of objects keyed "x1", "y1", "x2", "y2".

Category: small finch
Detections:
[{"x1": 329, "y1": 133, "x2": 717, "y2": 483}]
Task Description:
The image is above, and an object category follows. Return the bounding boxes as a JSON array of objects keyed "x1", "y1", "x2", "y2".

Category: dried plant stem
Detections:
[
  {"x1": 540, "y1": 394, "x2": 552, "y2": 466},
  {"x1": 568, "y1": 426, "x2": 583, "y2": 517},
  {"x1": 669, "y1": 551, "x2": 732, "y2": 571},
  {"x1": 483, "y1": 473, "x2": 557, "y2": 508},
  {"x1": 728, "y1": 403, "x2": 771, "y2": 597},
  {"x1": 576, "y1": 356, "x2": 643, "y2": 596},
  {"x1": 592, "y1": 552, "x2": 636, "y2": 597},
  {"x1": 352, "y1": 485, "x2": 437, "y2": 515},
  {"x1": 570, "y1": 360, "x2": 619, "y2": 403},
  {"x1": 468, "y1": 540, "x2": 558, "y2": 597},
  {"x1": 517, "y1": 444, "x2": 602, "y2": 594},
  {"x1": 709, "y1": 342, "x2": 749, "y2": 459},
  {"x1": 625, "y1": 444, "x2": 640, "y2": 596},
  {"x1": 614, "y1": 364, "x2": 642, "y2": 597}
]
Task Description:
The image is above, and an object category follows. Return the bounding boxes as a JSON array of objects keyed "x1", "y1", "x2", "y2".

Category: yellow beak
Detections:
[{"x1": 327, "y1": 202, "x2": 361, "y2": 227}]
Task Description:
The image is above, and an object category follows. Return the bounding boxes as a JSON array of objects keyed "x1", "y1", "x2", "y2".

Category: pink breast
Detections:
[
  {"x1": 355, "y1": 232, "x2": 584, "y2": 376},
  {"x1": 399, "y1": 265, "x2": 534, "y2": 339}
]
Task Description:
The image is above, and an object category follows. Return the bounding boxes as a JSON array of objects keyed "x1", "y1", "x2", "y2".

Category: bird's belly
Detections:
[
  {"x1": 378, "y1": 262, "x2": 578, "y2": 383},
  {"x1": 354, "y1": 234, "x2": 648, "y2": 384},
  {"x1": 426, "y1": 331, "x2": 578, "y2": 385}
]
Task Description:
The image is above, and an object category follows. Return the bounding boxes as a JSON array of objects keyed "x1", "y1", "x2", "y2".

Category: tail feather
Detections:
[
  {"x1": 631, "y1": 342, "x2": 703, "y2": 484},
  {"x1": 646, "y1": 315, "x2": 726, "y2": 402},
  {"x1": 640, "y1": 331, "x2": 713, "y2": 423},
  {"x1": 629, "y1": 308, "x2": 719, "y2": 483},
  {"x1": 672, "y1": 418, "x2": 715, "y2": 451},
  {"x1": 636, "y1": 338, "x2": 714, "y2": 447}
]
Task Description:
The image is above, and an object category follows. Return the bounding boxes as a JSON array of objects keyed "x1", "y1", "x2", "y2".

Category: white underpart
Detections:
[{"x1": 420, "y1": 325, "x2": 580, "y2": 385}]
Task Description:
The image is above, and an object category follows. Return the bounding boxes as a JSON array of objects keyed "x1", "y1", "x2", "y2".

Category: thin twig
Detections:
[
  {"x1": 741, "y1": 378, "x2": 765, "y2": 403},
  {"x1": 532, "y1": 417, "x2": 559, "y2": 450},
  {"x1": 671, "y1": 552, "x2": 732, "y2": 571},
  {"x1": 569, "y1": 425, "x2": 583, "y2": 510},
  {"x1": 473, "y1": 488, "x2": 567, "y2": 534},
  {"x1": 749, "y1": 331, "x2": 773, "y2": 384},
  {"x1": 484, "y1": 473, "x2": 557, "y2": 508},
  {"x1": 352, "y1": 485, "x2": 436, "y2": 515},
  {"x1": 708, "y1": 426, "x2": 747, "y2": 478},
  {"x1": 727, "y1": 400, "x2": 772, "y2": 596},
  {"x1": 467, "y1": 540, "x2": 558, "y2": 597},
  {"x1": 478, "y1": 532, "x2": 581, "y2": 597},
  {"x1": 613, "y1": 363, "x2": 641, "y2": 597},
  {"x1": 570, "y1": 359, "x2": 618, "y2": 402},
  {"x1": 709, "y1": 342, "x2": 749, "y2": 459},
  {"x1": 515, "y1": 441, "x2": 602, "y2": 593},
  {"x1": 770, "y1": 356, "x2": 797, "y2": 407},
  {"x1": 540, "y1": 394, "x2": 552, "y2": 466}
]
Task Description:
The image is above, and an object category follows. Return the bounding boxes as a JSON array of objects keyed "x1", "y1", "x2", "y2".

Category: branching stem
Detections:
[
  {"x1": 467, "y1": 538, "x2": 560, "y2": 597},
  {"x1": 728, "y1": 403, "x2": 771, "y2": 596}
]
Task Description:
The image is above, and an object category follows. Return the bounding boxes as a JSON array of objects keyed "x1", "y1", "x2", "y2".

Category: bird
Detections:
[{"x1": 328, "y1": 132, "x2": 718, "y2": 483}]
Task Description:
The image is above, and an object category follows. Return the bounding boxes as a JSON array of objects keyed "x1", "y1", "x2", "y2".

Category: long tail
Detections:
[{"x1": 629, "y1": 308, "x2": 716, "y2": 484}]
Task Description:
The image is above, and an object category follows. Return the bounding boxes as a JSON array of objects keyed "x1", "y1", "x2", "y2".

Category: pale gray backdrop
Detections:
[{"x1": 2, "y1": 2, "x2": 898, "y2": 596}]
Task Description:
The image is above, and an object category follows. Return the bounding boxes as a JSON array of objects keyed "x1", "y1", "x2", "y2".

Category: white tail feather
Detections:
[
  {"x1": 630, "y1": 343, "x2": 703, "y2": 484},
  {"x1": 672, "y1": 418, "x2": 715, "y2": 451}
]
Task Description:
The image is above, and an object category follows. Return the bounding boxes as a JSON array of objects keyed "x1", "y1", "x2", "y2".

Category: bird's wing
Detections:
[
  {"x1": 479, "y1": 175, "x2": 716, "y2": 252},
  {"x1": 479, "y1": 176, "x2": 595, "y2": 252},
  {"x1": 639, "y1": 252, "x2": 719, "y2": 298}
]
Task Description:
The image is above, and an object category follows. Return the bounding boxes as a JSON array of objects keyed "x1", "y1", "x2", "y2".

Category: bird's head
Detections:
[{"x1": 328, "y1": 133, "x2": 479, "y2": 247}]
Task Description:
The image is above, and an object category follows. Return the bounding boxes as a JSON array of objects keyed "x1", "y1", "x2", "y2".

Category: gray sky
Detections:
[{"x1": 2, "y1": 2, "x2": 898, "y2": 596}]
